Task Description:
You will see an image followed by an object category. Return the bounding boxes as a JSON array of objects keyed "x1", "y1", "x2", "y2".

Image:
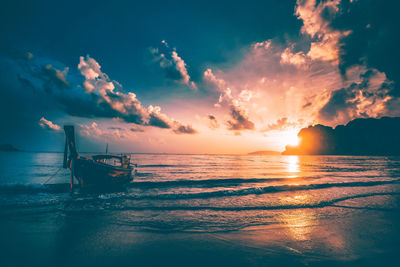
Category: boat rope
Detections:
[{"x1": 43, "y1": 167, "x2": 63, "y2": 185}]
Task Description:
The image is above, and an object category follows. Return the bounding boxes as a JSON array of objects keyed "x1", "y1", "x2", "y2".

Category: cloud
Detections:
[
  {"x1": 295, "y1": 0, "x2": 349, "y2": 62},
  {"x1": 238, "y1": 90, "x2": 253, "y2": 102},
  {"x1": 226, "y1": 105, "x2": 255, "y2": 131},
  {"x1": 80, "y1": 122, "x2": 147, "y2": 141},
  {"x1": 319, "y1": 68, "x2": 392, "y2": 123},
  {"x1": 4, "y1": 0, "x2": 400, "y2": 149},
  {"x1": 25, "y1": 52, "x2": 34, "y2": 60},
  {"x1": 295, "y1": 0, "x2": 400, "y2": 108},
  {"x1": 252, "y1": 40, "x2": 272, "y2": 50},
  {"x1": 172, "y1": 123, "x2": 197, "y2": 134},
  {"x1": 17, "y1": 75, "x2": 36, "y2": 91},
  {"x1": 203, "y1": 68, "x2": 227, "y2": 92},
  {"x1": 149, "y1": 40, "x2": 197, "y2": 90},
  {"x1": 80, "y1": 122, "x2": 103, "y2": 136},
  {"x1": 77, "y1": 55, "x2": 102, "y2": 80},
  {"x1": 16, "y1": 56, "x2": 71, "y2": 93},
  {"x1": 208, "y1": 114, "x2": 220, "y2": 129},
  {"x1": 79, "y1": 122, "x2": 129, "y2": 140},
  {"x1": 73, "y1": 55, "x2": 156, "y2": 125},
  {"x1": 198, "y1": 0, "x2": 400, "y2": 130},
  {"x1": 203, "y1": 69, "x2": 256, "y2": 131},
  {"x1": 264, "y1": 117, "x2": 302, "y2": 132},
  {"x1": 39, "y1": 117, "x2": 61, "y2": 131},
  {"x1": 76, "y1": 56, "x2": 199, "y2": 134},
  {"x1": 147, "y1": 105, "x2": 172, "y2": 129},
  {"x1": 280, "y1": 47, "x2": 308, "y2": 68},
  {"x1": 130, "y1": 125, "x2": 145, "y2": 132},
  {"x1": 6, "y1": 54, "x2": 197, "y2": 135},
  {"x1": 41, "y1": 64, "x2": 70, "y2": 89},
  {"x1": 327, "y1": 0, "x2": 400, "y2": 97}
]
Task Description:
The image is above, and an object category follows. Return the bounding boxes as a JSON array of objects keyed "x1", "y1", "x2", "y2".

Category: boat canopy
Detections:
[
  {"x1": 92, "y1": 155, "x2": 126, "y2": 161},
  {"x1": 92, "y1": 154, "x2": 131, "y2": 169}
]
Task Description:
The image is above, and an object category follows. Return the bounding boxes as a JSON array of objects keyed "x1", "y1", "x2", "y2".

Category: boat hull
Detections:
[{"x1": 73, "y1": 157, "x2": 133, "y2": 188}]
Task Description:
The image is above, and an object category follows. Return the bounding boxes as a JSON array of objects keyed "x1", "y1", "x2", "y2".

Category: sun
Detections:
[
  {"x1": 284, "y1": 130, "x2": 300, "y2": 146},
  {"x1": 287, "y1": 134, "x2": 300, "y2": 146}
]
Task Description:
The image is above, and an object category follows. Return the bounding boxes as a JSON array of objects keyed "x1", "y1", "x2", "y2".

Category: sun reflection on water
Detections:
[
  {"x1": 276, "y1": 208, "x2": 349, "y2": 257},
  {"x1": 285, "y1": 156, "x2": 299, "y2": 178},
  {"x1": 279, "y1": 209, "x2": 315, "y2": 242}
]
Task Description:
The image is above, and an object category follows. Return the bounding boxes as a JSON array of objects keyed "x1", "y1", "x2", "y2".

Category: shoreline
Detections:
[{"x1": 1, "y1": 200, "x2": 400, "y2": 267}]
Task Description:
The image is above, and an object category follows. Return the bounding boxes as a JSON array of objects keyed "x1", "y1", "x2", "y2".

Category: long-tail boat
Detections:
[{"x1": 63, "y1": 125, "x2": 136, "y2": 189}]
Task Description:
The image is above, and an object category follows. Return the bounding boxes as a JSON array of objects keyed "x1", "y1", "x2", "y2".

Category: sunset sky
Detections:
[{"x1": 1, "y1": 0, "x2": 399, "y2": 153}]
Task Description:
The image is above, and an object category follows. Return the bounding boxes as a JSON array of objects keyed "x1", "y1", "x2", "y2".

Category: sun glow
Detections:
[{"x1": 283, "y1": 129, "x2": 300, "y2": 147}]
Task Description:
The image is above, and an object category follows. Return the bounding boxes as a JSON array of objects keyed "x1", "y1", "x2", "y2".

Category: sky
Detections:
[{"x1": 0, "y1": 0, "x2": 399, "y2": 153}]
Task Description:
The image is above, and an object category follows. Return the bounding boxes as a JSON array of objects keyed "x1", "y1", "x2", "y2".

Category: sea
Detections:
[{"x1": 1, "y1": 152, "x2": 400, "y2": 267}]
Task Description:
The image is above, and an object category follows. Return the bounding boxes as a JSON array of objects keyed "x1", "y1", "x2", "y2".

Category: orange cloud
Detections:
[{"x1": 39, "y1": 117, "x2": 61, "y2": 131}]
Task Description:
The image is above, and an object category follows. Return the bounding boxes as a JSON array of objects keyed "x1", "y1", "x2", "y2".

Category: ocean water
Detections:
[{"x1": 1, "y1": 152, "x2": 400, "y2": 266}]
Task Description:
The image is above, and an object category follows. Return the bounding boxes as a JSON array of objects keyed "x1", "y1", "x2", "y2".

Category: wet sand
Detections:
[{"x1": 2, "y1": 201, "x2": 400, "y2": 267}]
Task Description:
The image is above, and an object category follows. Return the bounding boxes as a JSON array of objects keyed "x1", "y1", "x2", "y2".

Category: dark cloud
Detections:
[
  {"x1": 208, "y1": 114, "x2": 220, "y2": 129},
  {"x1": 130, "y1": 125, "x2": 145, "y2": 132},
  {"x1": 41, "y1": 64, "x2": 70, "y2": 89},
  {"x1": 331, "y1": 0, "x2": 400, "y2": 95},
  {"x1": 226, "y1": 105, "x2": 255, "y2": 131},
  {"x1": 12, "y1": 55, "x2": 70, "y2": 95},
  {"x1": 319, "y1": 87, "x2": 356, "y2": 120},
  {"x1": 149, "y1": 41, "x2": 197, "y2": 90},
  {"x1": 173, "y1": 124, "x2": 197, "y2": 135},
  {"x1": 16, "y1": 56, "x2": 71, "y2": 92},
  {"x1": 302, "y1": 102, "x2": 312, "y2": 109},
  {"x1": 17, "y1": 75, "x2": 37, "y2": 92},
  {"x1": 319, "y1": 69, "x2": 392, "y2": 121},
  {"x1": 0, "y1": 55, "x2": 58, "y2": 139},
  {"x1": 148, "y1": 112, "x2": 172, "y2": 129}
]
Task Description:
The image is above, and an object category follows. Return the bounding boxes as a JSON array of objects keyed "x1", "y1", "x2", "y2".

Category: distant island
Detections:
[
  {"x1": 0, "y1": 144, "x2": 21, "y2": 152},
  {"x1": 283, "y1": 117, "x2": 400, "y2": 155},
  {"x1": 248, "y1": 150, "x2": 281, "y2": 155}
]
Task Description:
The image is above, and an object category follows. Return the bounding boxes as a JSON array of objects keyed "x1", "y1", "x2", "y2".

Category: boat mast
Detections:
[
  {"x1": 63, "y1": 136, "x2": 68, "y2": 169},
  {"x1": 64, "y1": 125, "x2": 78, "y2": 191},
  {"x1": 64, "y1": 126, "x2": 78, "y2": 159}
]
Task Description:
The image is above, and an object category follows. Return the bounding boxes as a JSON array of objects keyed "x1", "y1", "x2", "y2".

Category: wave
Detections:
[
  {"x1": 130, "y1": 178, "x2": 288, "y2": 188},
  {"x1": 0, "y1": 183, "x2": 70, "y2": 194},
  {"x1": 1, "y1": 179, "x2": 399, "y2": 200},
  {"x1": 139, "y1": 164, "x2": 182, "y2": 168},
  {"x1": 32, "y1": 164, "x2": 54, "y2": 167},
  {"x1": 121, "y1": 179, "x2": 400, "y2": 200},
  {"x1": 2, "y1": 192, "x2": 399, "y2": 213},
  {"x1": 104, "y1": 192, "x2": 400, "y2": 211},
  {"x1": 0, "y1": 177, "x2": 302, "y2": 194}
]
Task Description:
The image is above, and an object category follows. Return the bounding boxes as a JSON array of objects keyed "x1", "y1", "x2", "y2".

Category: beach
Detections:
[{"x1": 1, "y1": 152, "x2": 400, "y2": 266}]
